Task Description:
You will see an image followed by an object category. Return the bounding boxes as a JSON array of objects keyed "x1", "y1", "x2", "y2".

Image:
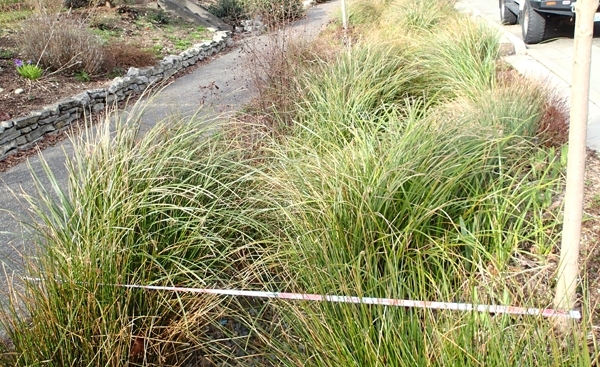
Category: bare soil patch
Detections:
[{"x1": 582, "y1": 149, "x2": 600, "y2": 326}]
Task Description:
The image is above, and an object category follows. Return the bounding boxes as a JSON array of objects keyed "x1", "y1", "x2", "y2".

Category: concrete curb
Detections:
[{"x1": 499, "y1": 27, "x2": 528, "y2": 56}]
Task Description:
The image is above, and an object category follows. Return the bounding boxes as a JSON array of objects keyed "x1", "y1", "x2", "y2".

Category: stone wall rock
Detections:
[{"x1": 0, "y1": 31, "x2": 232, "y2": 161}]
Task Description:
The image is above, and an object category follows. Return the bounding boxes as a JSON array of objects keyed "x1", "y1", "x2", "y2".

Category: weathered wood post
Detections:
[{"x1": 554, "y1": 0, "x2": 598, "y2": 321}]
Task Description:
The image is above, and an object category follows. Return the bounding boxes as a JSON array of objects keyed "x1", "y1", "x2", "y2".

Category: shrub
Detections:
[
  {"x1": 101, "y1": 41, "x2": 156, "y2": 72},
  {"x1": 27, "y1": 0, "x2": 63, "y2": 14},
  {"x1": 20, "y1": 14, "x2": 104, "y2": 74},
  {"x1": 243, "y1": 19, "x2": 347, "y2": 130},
  {"x1": 207, "y1": 0, "x2": 246, "y2": 24},
  {"x1": 63, "y1": 0, "x2": 91, "y2": 8},
  {"x1": 146, "y1": 8, "x2": 170, "y2": 25},
  {"x1": 208, "y1": 0, "x2": 304, "y2": 26},
  {"x1": 245, "y1": 0, "x2": 304, "y2": 26},
  {"x1": 0, "y1": 106, "x2": 279, "y2": 366},
  {"x1": 63, "y1": 0, "x2": 122, "y2": 8}
]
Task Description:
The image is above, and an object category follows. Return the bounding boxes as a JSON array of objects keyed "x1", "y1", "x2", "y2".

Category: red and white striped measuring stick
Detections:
[
  {"x1": 114, "y1": 282, "x2": 583, "y2": 319},
  {"x1": 24, "y1": 277, "x2": 581, "y2": 319}
]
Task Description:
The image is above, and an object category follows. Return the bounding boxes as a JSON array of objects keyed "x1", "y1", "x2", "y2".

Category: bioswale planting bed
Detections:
[{"x1": 1, "y1": 0, "x2": 598, "y2": 366}]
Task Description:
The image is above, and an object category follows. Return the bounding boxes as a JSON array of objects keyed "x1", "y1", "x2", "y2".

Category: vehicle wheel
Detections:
[
  {"x1": 500, "y1": 0, "x2": 517, "y2": 25},
  {"x1": 521, "y1": 0, "x2": 546, "y2": 44}
]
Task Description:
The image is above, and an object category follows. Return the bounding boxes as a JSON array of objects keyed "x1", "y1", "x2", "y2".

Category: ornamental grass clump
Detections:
[
  {"x1": 273, "y1": 101, "x2": 562, "y2": 294},
  {"x1": 410, "y1": 18, "x2": 500, "y2": 100},
  {"x1": 347, "y1": 0, "x2": 389, "y2": 25},
  {"x1": 265, "y1": 98, "x2": 577, "y2": 367},
  {"x1": 290, "y1": 43, "x2": 423, "y2": 148},
  {"x1": 0, "y1": 0, "x2": 590, "y2": 364},
  {"x1": 382, "y1": 0, "x2": 456, "y2": 34},
  {"x1": 0, "y1": 103, "x2": 279, "y2": 366},
  {"x1": 253, "y1": 1, "x2": 582, "y2": 363}
]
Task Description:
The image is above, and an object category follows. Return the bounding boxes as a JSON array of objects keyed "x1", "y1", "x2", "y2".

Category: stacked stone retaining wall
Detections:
[{"x1": 0, "y1": 31, "x2": 233, "y2": 161}]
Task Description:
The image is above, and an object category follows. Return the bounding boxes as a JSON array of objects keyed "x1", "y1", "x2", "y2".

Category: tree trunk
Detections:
[{"x1": 554, "y1": 0, "x2": 598, "y2": 319}]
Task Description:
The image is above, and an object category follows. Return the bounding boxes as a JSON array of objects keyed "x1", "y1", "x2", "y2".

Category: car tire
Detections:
[
  {"x1": 522, "y1": 0, "x2": 546, "y2": 44},
  {"x1": 500, "y1": 0, "x2": 518, "y2": 25}
]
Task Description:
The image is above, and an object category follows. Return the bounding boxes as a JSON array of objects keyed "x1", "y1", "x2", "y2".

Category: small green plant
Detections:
[
  {"x1": 147, "y1": 44, "x2": 164, "y2": 57},
  {"x1": 90, "y1": 27, "x2": 122, "y2": 44},
  {"x1": 0, "y1": 10, "x2": 30, "y2": 25},
  {"x1": 207, "y1": 0, "x2": 246, "y2": 23},
  {"x1": 146, "y1": 9, "x2": 169, "y2": 25},
  {"x1": 174, "y1": 39, "x2": 192, "y2": 50},
  {"x1": 593, "y1": 193, "x2": 600, "y2": 206},
  {"x1": 74, "y1": 70, "x2": 90, "y2": 82},
  {"x1": 14, "y1": 58, "x2": 43, "y2": 80},
  {"x1": 106, "y1": 67, "x2": 124, "y2": 78},
  {"x1": 190, "y1": 26, "x2": 209, "y2": 39},
  {"x1": 0, "y1": 48, "x2": 13, "y2": 58}
]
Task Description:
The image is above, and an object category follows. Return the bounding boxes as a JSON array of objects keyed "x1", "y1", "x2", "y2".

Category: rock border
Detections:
[{"x1": 0, "y1": 30, "x2": 233, "y2": 161}]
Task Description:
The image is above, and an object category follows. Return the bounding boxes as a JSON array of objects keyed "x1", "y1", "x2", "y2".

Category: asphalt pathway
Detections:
[{"x1": 0, "y1": 1, "x2": 341, "y2": 288}]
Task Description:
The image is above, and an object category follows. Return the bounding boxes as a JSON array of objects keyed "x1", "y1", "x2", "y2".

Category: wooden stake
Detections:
[
  {"x1": 341, "y1": 0, "x2": 348, "y2": 30},
  {"x1": 554, "y1": 0, "x2": 598, "y2": 318}
]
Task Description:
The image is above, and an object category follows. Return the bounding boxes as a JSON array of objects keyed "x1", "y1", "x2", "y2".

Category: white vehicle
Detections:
[{"x1": 500, "y1": 0, "x2": 600, "y2": 44}]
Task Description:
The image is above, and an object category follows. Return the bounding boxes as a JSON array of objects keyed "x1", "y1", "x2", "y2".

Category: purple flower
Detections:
[
  {"x1": 14, "y1": 59, "x2": 23, "y2": 68},
  {"x1": 26, "y1": 60, "x2": 32, "y2": 65}
]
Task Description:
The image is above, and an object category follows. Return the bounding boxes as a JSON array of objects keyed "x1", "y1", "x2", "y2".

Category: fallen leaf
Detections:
[{"x1": 130, "y1": 336, "x2": 144, "y2": 358}]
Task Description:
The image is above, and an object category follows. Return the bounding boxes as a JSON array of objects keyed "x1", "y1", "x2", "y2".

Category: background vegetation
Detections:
[
  {"x1": 207, "y1": 0, "x2": 304, "y2": 25},
  {"x1": 0, "y1": 0, "x2": 211, "y2": 79}
]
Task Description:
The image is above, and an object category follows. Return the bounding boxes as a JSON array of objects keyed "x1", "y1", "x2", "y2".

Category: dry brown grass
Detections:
[
  {"x1": 0, "y1": 0, "x2": 30, "y2": 11},
  {"x1": 537, "y1": 95, "x2": 570, "y2": 148},
  {"x1": 101, "y1": 41, "x2": 157, "y2": 72},
  {"x1": 244, "y1": 24, "x2": 345, "y2": 130},
  {"x1": 28, "y1": 0, "x2": 63, "y2": 14}
]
